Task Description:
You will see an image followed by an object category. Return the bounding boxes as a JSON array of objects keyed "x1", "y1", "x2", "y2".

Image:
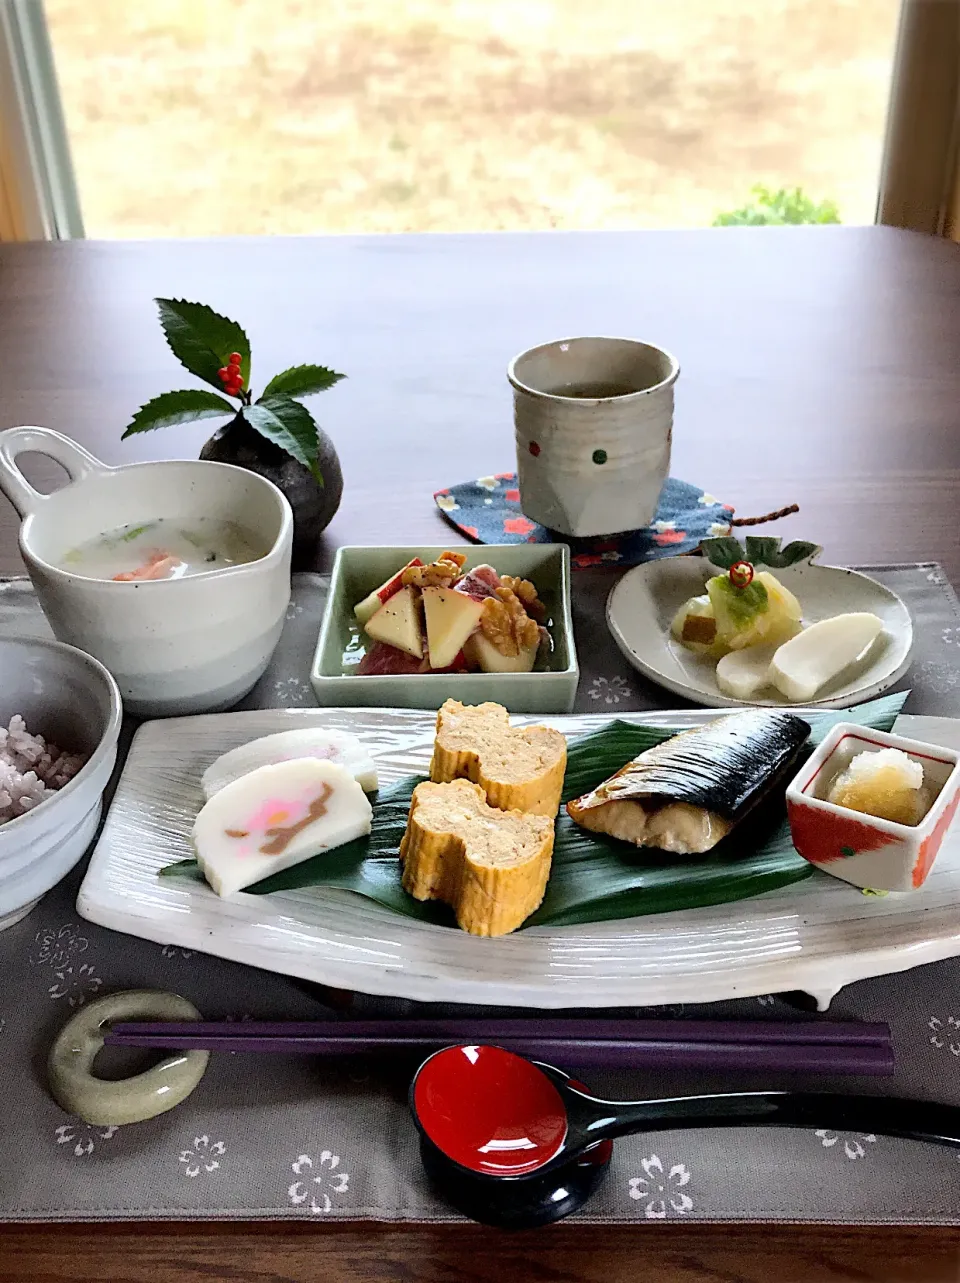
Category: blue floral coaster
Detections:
[{"x1": 434, "y1": 474, "x2": 733, "y2": 568}]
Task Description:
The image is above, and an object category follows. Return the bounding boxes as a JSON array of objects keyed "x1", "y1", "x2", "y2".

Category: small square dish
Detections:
[
  {"x1": 311, "y1": 544, "x2": 578, "y2": 712},
  {"x1": 786, "y1": 723, "x2": 960, "y2": 891}
]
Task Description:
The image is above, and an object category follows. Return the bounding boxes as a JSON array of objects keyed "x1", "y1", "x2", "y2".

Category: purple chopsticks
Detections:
[{"x1": 106, "y1": 1017, "x2": 895, "y2": 1076}]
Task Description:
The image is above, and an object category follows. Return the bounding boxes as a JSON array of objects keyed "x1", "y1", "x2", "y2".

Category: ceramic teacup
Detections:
[
  {"x1": 508, "y1": 336, "x2": 679, "y2": 537},
  {"x1": 0, "y1": 426, "x2": 293, "y2": 717}
]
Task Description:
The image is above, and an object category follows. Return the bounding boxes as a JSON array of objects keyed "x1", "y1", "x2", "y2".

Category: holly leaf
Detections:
[
  {"x1": 261, "y1": 364, "x2": 345, "y2": 399},
  {"x1": 243, "y1": 396, "x2": 324, "y2": 484},
  {"x1": 121, "y1": 389, "x2": 236, "y2": 438},
  {"x1": 155, "y1": 299, "x2": 251, "y2": 391},
  {"x1": 744, "y1": 536, "x2": 823, "y2": 568},
  {"x1": 700, "y1": 536, "x2": 744, "y2": 569}
]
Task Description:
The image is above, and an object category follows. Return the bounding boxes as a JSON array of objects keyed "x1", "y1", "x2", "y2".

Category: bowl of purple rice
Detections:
[{"x1": 0, "y1": 636, "x2": 121, "y2": 930}]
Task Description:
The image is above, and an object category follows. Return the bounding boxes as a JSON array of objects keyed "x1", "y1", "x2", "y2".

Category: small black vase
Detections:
[{"x1": 200, "y1": 412, "x2": 343, "y2": 568}]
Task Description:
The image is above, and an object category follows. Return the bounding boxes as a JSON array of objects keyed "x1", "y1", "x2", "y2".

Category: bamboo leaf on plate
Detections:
[{"x1": 160, "y1": 693, "x2": 908, "y2": 927}]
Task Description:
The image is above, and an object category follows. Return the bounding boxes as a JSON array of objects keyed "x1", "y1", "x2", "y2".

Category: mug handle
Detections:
[{"x1": 0, "y1": 426, "x2": 112, "y2": 517}]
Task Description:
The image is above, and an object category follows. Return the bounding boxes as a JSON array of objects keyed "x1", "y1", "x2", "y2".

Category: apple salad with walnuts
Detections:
[{"x1": 352, "y1": 552, "x2": 551, "y2": 675}]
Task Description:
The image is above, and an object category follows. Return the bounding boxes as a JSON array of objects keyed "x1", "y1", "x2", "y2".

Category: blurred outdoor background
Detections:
[{"x1": 44, "y1": 0, "x2": 901, "y2": 237}]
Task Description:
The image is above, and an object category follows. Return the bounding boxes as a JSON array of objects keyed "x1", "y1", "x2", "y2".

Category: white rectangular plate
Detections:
[{"x1": 77, "y1": 708, "x2": 960, "y2": 1010}]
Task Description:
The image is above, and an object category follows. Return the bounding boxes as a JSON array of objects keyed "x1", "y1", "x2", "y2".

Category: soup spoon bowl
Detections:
[{"x1": 410, "y1": 1044, "x2": 960, "y2": 1229}]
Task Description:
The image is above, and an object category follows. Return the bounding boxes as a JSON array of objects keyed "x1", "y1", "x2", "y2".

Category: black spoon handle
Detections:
[{"x1": 564, "y1": 1089, "x2": 960, "y2": 1151}]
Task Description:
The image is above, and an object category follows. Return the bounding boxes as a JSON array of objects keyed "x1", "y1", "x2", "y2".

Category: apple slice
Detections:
[
  {"x1": 354, "y1": 559, "x2": 423, "y2": 625},
  {"x1": 364, "y1": 585, "x2": 423, "y2": 658},
  {"x1": 423, "y1": 586, "x2": 484, "y2": 669},
  {"x1": 463, "y1": 631, "x2": 539, "y2": 674}
]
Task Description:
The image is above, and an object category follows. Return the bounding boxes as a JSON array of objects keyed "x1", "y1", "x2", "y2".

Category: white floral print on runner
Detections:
[
  {"x1": 55, "y1": 1122, "x2": 118, "y2": 1158},
  {"x1": 916, "y1": 661, "x2": 960, "y2": 695},
  {"x1": 635, "y1": 1003, "x2": 685, "y2": 1018},
  {"x1": 928, "y1": 1015, "x2": 960, "y2": 1056},
  {"x1": 627, "y1": 1154, "x2": 694, "y2": 1218},
  {"x1": 48, "y1": 962, "x2": 101, "y2": 1007},
  {"x1": 815, "y1": 1130, "x2": 878, "y2": 1161},
  {"x1": 179, "y1": 1135, "x2": 225, "y2": 1177},
  {"x1": 287, "y1": 1150, "x2": 350, "y2": 1214},
  {"x1": 30, "y1": 924, "x2": 89, "y2": 969},
  {"x1": 161, "y1": 944, "x2": 195, "y2": 960},
  {"x1": 587, "y1": 675, "x2": 631, "y2": 706},
  {"x1": 272, "y1": 676, "x2": 314, "y2": 707}
]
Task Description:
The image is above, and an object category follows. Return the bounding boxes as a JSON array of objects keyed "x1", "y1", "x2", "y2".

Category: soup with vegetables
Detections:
[{"x1": 62, "y1": 518, "x2": 266, "y2": 582}]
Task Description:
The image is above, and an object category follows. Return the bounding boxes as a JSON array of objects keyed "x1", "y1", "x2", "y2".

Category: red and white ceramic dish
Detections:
[{"x1": 786, "y1": 724, "x2": 960, "y2": 892}]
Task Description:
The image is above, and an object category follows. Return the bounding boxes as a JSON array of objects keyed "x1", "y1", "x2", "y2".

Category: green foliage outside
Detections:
[{"x1": 713, "y1": 185, "x2": 841, "y2": 226}]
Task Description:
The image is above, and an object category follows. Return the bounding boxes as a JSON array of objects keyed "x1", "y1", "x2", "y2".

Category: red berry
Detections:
[
  {"x1": 228, "y1": 353, "x2": 242, "y2": 366},
  {"x1": 218, "y1": 367, "x2": 230, "y2": 382},
  {"x1": 227, "y1": 382, "x2": 242, "y2": 396}
]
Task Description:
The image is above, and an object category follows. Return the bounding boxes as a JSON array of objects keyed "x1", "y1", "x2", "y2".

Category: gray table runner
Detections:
[{"x1": 1, "y1": 566, "x2": 960, "y2": 1224}]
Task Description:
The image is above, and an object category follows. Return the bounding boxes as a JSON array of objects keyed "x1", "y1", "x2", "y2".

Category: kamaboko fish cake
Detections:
[
  {"x1": 193, "y1": 759, "x2": 372, "y2": 896},
  {"x1": 567, "y1": 710, "x2": 810, "y2": 855},
  {"x1": 201, "y1": 728, "x2": 378, "y2": 799}
]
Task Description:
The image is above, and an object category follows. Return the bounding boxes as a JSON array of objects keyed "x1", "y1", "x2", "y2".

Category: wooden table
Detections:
[{"x1": 1, "y1": 228, "x2": 959, "y2": 1281}]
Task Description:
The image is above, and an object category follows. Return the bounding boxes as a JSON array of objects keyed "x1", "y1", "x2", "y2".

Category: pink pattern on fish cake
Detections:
[{"x1": 224, "y1": 788, "x2": 320, "y2": 857}]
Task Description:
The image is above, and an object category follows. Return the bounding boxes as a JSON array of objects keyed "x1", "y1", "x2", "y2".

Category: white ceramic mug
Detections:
[
  {"x1": 0, "y1": 427, "x2": 293, "y2": 717},
  {"x1": 508, "y1": 336, "x2": 679, "y2": 537}
]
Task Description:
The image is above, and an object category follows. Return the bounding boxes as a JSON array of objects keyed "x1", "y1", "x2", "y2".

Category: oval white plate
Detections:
[
  {"x1": 606, "y1": 559, "x2": 913, "y2": 709},
  {"x1": 76, "y1": 706, "x2": 960, "y2": 1011}
]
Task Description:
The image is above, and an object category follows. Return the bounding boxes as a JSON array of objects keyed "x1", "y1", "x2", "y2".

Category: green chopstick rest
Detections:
[{"x1": 47, "y1": 989, "x2": 209, "y2": 1127}]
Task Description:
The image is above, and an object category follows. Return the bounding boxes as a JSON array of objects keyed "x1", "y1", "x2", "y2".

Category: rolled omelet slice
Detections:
[
  {"x1": 429, "y1": 699, "x2": 566, "y2": 817},
  {"x1": 400, "y1": 779, "x2": 555, "y2": 936}
]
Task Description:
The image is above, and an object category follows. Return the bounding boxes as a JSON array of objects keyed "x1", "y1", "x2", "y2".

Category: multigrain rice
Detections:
[{"x1": 0, "y1": 716, "x2": 87, "y2": 825}]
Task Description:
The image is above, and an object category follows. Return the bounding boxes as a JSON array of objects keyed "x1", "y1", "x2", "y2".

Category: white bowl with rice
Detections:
[{"x1": 0, "y1": 637, "x2": 122, "y2": 930}]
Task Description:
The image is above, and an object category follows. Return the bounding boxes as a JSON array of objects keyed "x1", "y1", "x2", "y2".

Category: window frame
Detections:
[
  {"x1": 876, "y1": 0, "x2": 959, "y2": 235},
  {"x1": 5, "y1": 0, "x2": 956, "y2": 242},
  {"x1": 0, "y1": 0, "x2": 83, "y2": 240}
]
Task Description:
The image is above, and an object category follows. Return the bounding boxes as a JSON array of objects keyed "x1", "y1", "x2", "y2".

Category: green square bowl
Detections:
[{"x1": 311, "y1": 544, "x2": 579, "y2": 713}]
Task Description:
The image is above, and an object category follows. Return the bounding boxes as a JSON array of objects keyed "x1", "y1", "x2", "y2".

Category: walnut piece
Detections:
[
  {"x1": 480, "y1": 588, "x2": 541, "y2": 657},
  {"x1": 401, "y1": 551, "x2": 467, "y2": 590},
  {"x1": 499, "y1": 575, "x2": 546, "y2": 622}
]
